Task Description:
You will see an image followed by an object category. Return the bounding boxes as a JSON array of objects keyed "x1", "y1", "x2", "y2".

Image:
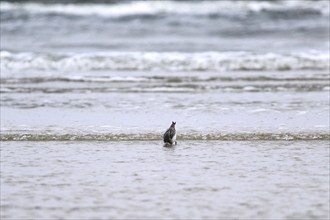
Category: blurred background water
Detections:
[{"x1": 0, "y1": 0, "x2": 329, "y2": 219}]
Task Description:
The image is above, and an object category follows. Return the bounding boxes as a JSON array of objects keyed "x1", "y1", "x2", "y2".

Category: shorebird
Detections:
[{"x1": 163, "y1": 121, "x2": 177, "y2": 146}]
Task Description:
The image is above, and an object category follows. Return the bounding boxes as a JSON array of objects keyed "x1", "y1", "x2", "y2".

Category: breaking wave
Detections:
[
  {"x1": 1, "y1": 51, "x2": 329, "y2": 72},
  {"x1": 1, "y1": 0, "x2": 328, "y2": 18},
  {"x1": 1, "y1": 132, "x2": 329, "y2": 141}
]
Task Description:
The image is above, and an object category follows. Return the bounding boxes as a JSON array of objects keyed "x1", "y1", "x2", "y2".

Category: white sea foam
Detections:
[
  {"x1": 66, "y1": 76, "x2": 148, "y2": 82},
  {"x1": 1, "y1": 51, "x2": 329, "y2": 72},
  {"x1": 1, "y1": 0, "x2": 328, "y2": 17}
]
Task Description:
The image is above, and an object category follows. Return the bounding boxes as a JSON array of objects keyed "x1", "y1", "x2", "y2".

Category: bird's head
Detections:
[{"x1": 171, "y1": 121, "x2": 176, "y2": 127}]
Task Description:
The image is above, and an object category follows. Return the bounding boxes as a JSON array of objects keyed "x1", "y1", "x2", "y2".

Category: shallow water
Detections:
[
  {"x1": 1, "y1": 0, "x2": 329, "y2": 139},
  {"x1": 1, "y1": 141, "x2": 329, "y2": 219},
  {"x1": 1, "y1": 1, "x2": 330, "y2": 219},
  {"x1": 1, "y1": 69, "x2": 329, "y2": 138}
]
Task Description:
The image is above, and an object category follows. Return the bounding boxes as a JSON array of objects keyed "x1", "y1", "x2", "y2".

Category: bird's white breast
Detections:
[{"x1": 172, "y1": 134, "x2": 176, "y2": 142}]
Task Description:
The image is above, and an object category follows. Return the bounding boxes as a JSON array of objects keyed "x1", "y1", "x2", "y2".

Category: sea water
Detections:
[
  {"x1": 1, "y1": 0, "x2": 329, "y2": 219},
  {"x1": 1, "y1": 141, "x2": 329, "y2": 219}
]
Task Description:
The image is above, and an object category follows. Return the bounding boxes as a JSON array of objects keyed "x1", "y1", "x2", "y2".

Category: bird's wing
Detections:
[
  {"x1": 163, "y1": 129, "x2": 173, "y2": 142},
  {"x1": 163, "y1": 129, "x2": 168, "y2": 139}
]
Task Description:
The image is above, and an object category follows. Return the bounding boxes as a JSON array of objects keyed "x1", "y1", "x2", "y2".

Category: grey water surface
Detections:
[
  {"x1": 1, "y1": 0, "x2": 329, "y2": 219},
  {"x1": 1, "y1": 141, "x2": 329, "y2": 219}
]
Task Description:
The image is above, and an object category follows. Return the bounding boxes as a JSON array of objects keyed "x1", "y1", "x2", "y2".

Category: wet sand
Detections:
[{"x1": 1, "y1": 141, "x2": 329, "y2": 219}]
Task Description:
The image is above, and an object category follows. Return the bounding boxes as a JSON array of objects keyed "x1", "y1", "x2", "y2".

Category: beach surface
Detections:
[
  {"x1": 1, "y1": 141, "x2": 329, "y2": 219},
  {"x1": 1, "y1": 0, "x2": 329, "y2": 219}
]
